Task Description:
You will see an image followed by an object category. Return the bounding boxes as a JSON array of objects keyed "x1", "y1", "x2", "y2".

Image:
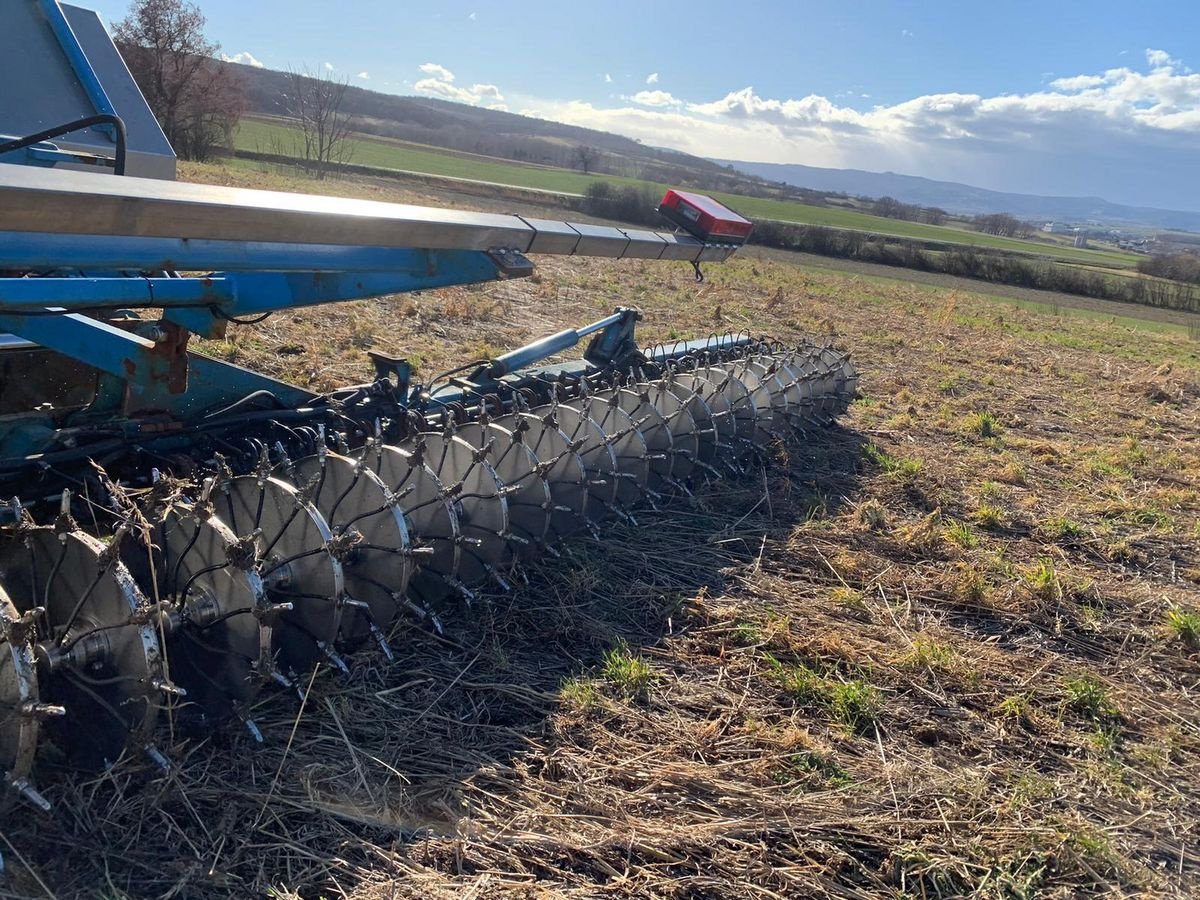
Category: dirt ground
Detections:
[{"x1": 4, "y1": 163, "x2": 1199, "y2": 899}]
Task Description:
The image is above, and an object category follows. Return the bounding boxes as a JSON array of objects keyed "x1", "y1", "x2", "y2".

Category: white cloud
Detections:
[
  {"x1": 604, "y1": 73, "x2": 613, "y2": 84},
  {"x1": 357, "y1": 71, "x2": 370, "y2": 80},
  {"x1": 414, "y1": 63, "x2": 505, "y2": 107},
  {"x1": 1145, "y1": 48, "x2": 1191, "y2": 73},
  {"x1": 468, "y1": 11, "x2": 476, "y2": 19},
  {"x1": 519, "y1": 49, "x2": 1200, "y2": 208},
  {"x1": 630, "y1": 89, "x2": 681, "y2": 108},
  {"x1": 324, "y1": 62, "x2": 334, "y2": 72},
  {"x1": 646, "y1": 72, "x2": 659, "y2": 85},
  {"x1": 1049, "y1": 74, "x2": 1107, "y2": 91},
  {"x1": 418, "y1": 62, "x2": 455, "y2": 81},
  {"x1": 221, "y1": 51, "x2": 265, "y2": 68},
  {"x1": 901, "y1": 29, "x2": 913, "y2": 38},
  {"x1": 1146, "y1": 48, "x2": 1174, "y2": 70}
]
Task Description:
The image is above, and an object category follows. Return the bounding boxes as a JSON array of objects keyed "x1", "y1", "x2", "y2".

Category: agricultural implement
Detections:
[{"x1": 0, "y1": 1, "x2": 857, "y2": 814}]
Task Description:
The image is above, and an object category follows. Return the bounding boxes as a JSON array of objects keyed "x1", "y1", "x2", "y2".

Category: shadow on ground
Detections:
[{"x1": 1, "y1": 425, "x2": 866, "y2": 899}]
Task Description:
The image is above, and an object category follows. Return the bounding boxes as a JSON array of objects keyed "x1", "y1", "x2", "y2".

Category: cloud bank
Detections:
[
  {"x1": 519, "y1": 48, "x2": 1200, "y2": 209},
  {"x1": 415, "y1": 62, "x2": 506, "y2": 109}
]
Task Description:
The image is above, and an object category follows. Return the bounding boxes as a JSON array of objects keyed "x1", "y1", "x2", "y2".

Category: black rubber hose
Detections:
[
  {"x1": 201, "y1": 390, "x2": 288, "y2": 420},
  {"x1": 0, "y1": 114, "x2": 128, "y2": 176}
]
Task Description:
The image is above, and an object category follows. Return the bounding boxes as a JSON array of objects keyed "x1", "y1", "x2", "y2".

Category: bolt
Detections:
[
  {"x1": 10, "y1": 777, "x2": 51, "y2": 812},
  {"x1": 21, "y1": 702, "x2": 65, "y2": 720}
]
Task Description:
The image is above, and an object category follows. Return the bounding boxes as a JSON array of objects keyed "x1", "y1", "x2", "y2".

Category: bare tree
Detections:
[
  {"x1": 970, "y1": 213, "x2": 1026, "y2": 238},
  {"x1": 574, "y1": 145, "x2": 598, "y2": 174},
  {"x1": 921, "y1": 207, "x2": 948, "y2": 226},
  {"x1": 284, "y1": 68, "x2": 356, "y2": 178},
  {"x1": 115, "y1": 0, "x2": 244, "y2": 161}
]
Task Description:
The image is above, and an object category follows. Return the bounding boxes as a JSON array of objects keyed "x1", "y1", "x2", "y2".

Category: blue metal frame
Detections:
[
  {"x1": 0, "y1": 231, "x2": 509, "y2": 394},
  {"x1": 39, "y1": 0, "x2": 119, "y2": 141}
]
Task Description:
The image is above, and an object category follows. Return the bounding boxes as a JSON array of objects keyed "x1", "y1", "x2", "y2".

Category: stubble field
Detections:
[{"x1": 5, "y1": 164, "x2": 1199, "y2": 899}]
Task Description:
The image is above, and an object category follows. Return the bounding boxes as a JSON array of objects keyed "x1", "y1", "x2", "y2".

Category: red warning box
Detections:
[{"x1": 658, "y1": 190, "x2": 754, "y2": 244}]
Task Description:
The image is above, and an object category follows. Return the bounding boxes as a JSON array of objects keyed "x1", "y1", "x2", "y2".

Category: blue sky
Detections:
[{"x1": 87, "y1": 0, "x2": 1200, "y2": 209}]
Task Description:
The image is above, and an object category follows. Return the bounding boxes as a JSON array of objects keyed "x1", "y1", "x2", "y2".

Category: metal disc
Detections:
[
  {"x1": 219, "y1": 476, "x2": 344, "y2": 676},
  {"x1": 700, "y1": 363, "x2": 758, "y2": 453},
  {"x1": 512, "y1": 411, "x2": 589, "y2": 542},
  {"x1": 0, "y1": 529, "x2": 161, "y2": 770},
  {"x1": 570, "y1": 395, "x2": 649, "y2": 512},
  {"x1": 732, "y1": 354, "x2": 792, "y2": 442},
  {"x1": 607, "y1": 386, "x2": 675, "y2": 490},
  {"x1": 819, "y1": 346, "x2": 859, "y2": 415},
  {"x1": 765, "y1": 351, "x2": 815, "y2": 427},
  {"x1": 417, "y1": 432, "x2": 512, "y2": 587},
  {"x1": 666, "y1": 371, "x2": 727, "y2": 466},
  {"x1": 542, "y1": 403, "x2": 619, "y2": 524},
  {"x1": 157, "y1": 507, "x2": 270, "y2": 719},
  {"x1": 643, "y1": 377, "x2": 701, "y2": 483},
  {"x1": 0, "y1": 582, "x2": 40, "y2": 810},
  {"x1": 367, "y1": 443, "x2": 460, "y2": 606},
  {"x1": 458, "y1": 419, "x2": 551, "y2": 558},
  {"x1": 777, "y1": 348, "x2": 826, "y2": 424},
  {"x1": 290, "y1": 453, "x2": 413, "y2": 645}
]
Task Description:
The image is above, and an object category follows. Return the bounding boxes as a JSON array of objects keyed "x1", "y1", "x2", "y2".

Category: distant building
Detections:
[
  {"x1": 1073, "y1": 234, "x2": 1089, "y2": 249},
  {"x1": 1118, "y1": 239, "x2": 1152, "y2": 253},
  {"x1": 1043, "y1": 222, "x2": 1075, "y2": 235}
]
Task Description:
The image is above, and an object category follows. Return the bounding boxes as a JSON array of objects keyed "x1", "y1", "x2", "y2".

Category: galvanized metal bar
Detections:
[
  {"x1": 0, "y1": 231, "x2": 500, "y2": 274},
  {"x1": 0, "y1": 168, "x2": 736, "y2": 262},
  {"x1": 643, "y1": 334, "x2": 755, "y2": 361}
]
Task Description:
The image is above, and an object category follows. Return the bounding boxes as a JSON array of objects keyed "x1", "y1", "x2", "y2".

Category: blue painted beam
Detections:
[
  {"x1": 0, "y1": 310, "x2": 180, "y2": 391},
  {"x1": 38, "y1": 0, "x2": 118, "y2": 141},
  {"x1": 0, "y1": 277, "x2": 233, "y2": 311},
  {"x1": 227, "y1": 257, "x2": 502, "y2": 314}
]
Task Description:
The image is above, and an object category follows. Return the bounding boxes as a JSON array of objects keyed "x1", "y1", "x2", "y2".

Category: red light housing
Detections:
[{"x1": 658, "y1": 190, "x2": 754, "y2": 244}]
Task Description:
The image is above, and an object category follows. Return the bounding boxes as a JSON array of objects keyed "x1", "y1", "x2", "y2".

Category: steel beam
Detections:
[{"x1": 0, "y1": 167, "x2": 737, "y2": 262}]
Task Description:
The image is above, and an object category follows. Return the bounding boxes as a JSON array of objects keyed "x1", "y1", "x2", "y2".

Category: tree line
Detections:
[
  {"x1": 869, "y1": 196, "x2": 948, "y2": 226},
  {"x1": 576, "y1": 185, "x2": 1199, "y2": 315},
  {"x1": 1137, "y1": 253, "x2": 1200, "y2": 285},
  {"x1": 969, "y1": 213, "x2": 1032, "y2": 238},
  {"x1": 745, "y1": 222, "x2": 1197, "y2": 312}
]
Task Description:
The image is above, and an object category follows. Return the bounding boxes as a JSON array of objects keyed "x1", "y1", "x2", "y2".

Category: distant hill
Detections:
[
  {"x1": 230, "y1": 63, "x2": 783, "y2": 196},
  {"x1": 713, "y1": 160, "x2": 1200, "y2": 232}
]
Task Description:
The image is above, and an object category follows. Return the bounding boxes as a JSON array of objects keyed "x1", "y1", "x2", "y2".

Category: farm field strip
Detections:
[{"x1": 233, "y1": 118, "x2": 1141, "y2": 269}]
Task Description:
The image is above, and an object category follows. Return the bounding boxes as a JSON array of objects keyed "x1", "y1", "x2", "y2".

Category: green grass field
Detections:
[{"x1": 234, "y1": 117, "x2": 1142, "y2": 269}]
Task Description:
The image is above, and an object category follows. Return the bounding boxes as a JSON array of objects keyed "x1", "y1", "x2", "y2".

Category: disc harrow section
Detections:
[
  {"x1": 280, "y1": 450, "x2": 413, "y2": 658},
  {"x1": 150, "y1": 502, "x2": 272, "y2": 728},
  {"x1": 218, "y1": 473, "x2": 346, "y2": 676},
  {"x1": 0, "y1": 339, "x2": 855, "y2": 808},
  {"x1": 0, "y1": 526, "x2": 163, "y2": 774}
]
